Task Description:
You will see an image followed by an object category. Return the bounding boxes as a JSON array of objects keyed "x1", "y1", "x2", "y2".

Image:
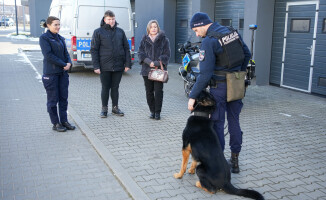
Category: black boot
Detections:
[
  {"x1": 155, "y1": 112, "x2": 160, "y2": 120},
  {"x1": 100, "y1": 106, "x2": 108, "y2": 118},
  {"x1": 52, "y1": 123, "x2": 67, "y2": 132},
  {"x1": 229, "y1": 152, "x2": 240, "y2": 174},
  {"x1": 149, "y1": 112, "x2": 155, "y2": 119},
  {"x1": 62, "y1": 122, "x2": 76, "y2": 130},
  {"x1": 112, "y1": 106, "x2": 124, "y2": 116}
]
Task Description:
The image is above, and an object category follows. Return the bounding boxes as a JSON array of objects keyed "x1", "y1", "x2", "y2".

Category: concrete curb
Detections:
[{"x1": 68, "y1": 106, "x2": 150, "y2": 200}]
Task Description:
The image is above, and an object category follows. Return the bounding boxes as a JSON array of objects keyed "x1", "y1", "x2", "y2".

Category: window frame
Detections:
[
  {"x1": 220, "y1": 19, "x2": 232, "y2": 27},
  {"x1": 239, "y1": 19, "x2": 244, "y2": 30},
  {"x1": 290, "y1": 18, "x2": 311, "y2": 33},
  {"x1": 180, "y1": 19, "x2": 188, "y2": 28}
]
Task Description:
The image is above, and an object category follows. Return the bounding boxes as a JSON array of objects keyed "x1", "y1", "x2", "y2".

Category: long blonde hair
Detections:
[{"x1": 146, "y1": 20, "x2": 160, "y2": 35}]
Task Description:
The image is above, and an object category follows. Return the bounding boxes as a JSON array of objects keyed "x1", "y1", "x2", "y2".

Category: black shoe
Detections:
[
  {"x1": 100, "y1": 106, "x2": 108, "y2": 118},
  {"x1": 229, "y1": 152, "x2": 240, "y2": 174},
  {"x1": 149, "y1": 112, "x2": 155, "y2": 119},
  {"x1": 52, "y1": 123, "x2": 67, "y2": 132},
  {"x1": 62, "y1": 122, "x2": 75, "y2": 130},
  {"x1": 155, "y1": 113, "x2": 160, "y2": 120},
  {"x1": 112, "y1": 106, "x2": 124, "y2": 116}
]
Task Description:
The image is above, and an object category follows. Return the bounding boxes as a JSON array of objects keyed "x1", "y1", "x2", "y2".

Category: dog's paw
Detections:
[
  {"x1": 195, "y1": 181, "x2": 202, "y2": 188},
  {"x1": 196, "y1": 181, "x2": 214, "y2": 194},
  {"x1": 173, "y1": 173, "x2": 183, "y2": 179},
  {"x1": 188, "y1": 168, "x2": 195, "y2": 174}
]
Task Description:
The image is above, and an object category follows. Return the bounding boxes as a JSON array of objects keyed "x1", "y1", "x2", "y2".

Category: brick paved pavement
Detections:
[
  {"x1": 0, "y1": 50, "x2": 132, "y2": 199},
  {"x1": 23, "y1": 49, "x2": 326, "y2": 200}
]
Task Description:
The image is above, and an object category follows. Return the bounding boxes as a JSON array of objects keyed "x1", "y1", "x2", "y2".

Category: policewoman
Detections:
[
  {"x1": 40, "y1": 16, "x2": 75, "y2": 132},
  {"x1": 188, "y1": 12, "x2": 251, "y2": 173}
]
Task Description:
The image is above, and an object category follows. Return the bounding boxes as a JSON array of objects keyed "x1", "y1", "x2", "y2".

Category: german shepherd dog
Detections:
[{"x1": 174, "y1": 91, "x2": 264, "y2": 200}]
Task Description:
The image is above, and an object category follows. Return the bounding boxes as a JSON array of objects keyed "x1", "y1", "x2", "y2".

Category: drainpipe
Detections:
[{"x1": 15, "y1": 0, "x2": 18, "y2": 35}]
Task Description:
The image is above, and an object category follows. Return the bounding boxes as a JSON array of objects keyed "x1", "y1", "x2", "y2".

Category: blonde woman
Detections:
[{"x1": 138, "y1": 20, "x2": 171, "y2": 120}]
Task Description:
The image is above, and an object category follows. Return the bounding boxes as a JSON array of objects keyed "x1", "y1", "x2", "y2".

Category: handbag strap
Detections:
[{"x1": 160, "y1": 61, "x2": 164, "y2": 71}]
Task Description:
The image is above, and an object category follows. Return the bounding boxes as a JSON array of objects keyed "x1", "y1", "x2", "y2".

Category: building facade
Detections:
[
  {"x1": 28, "y1": 0, "x2": 326, "y2": 96},
  {"x1": 135, "y1": 0, "x2": 326, "y2": 96}
]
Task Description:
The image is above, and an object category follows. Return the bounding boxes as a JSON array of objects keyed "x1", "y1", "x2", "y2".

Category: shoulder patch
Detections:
[{"x1": 199, "y1": 50, "x2": 205, "y2": 61}]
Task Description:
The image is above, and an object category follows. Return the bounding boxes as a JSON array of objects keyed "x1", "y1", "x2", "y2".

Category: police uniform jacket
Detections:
[
  {"x1": 189, "y1": 22, "x2": 251, "y2": 99},
  {"x1": 39, "y1": 30, "x2": 72, "y2": 75},
  {"x1": 90, "y1": 18, "x2": 131, "y2": 72},
  {"x1": 138, "y1": 31, "x2": 170, "y2": 76}
]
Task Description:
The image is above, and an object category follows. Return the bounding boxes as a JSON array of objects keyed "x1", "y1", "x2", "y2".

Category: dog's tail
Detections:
[{"x1": 223, "y1": 182, "x2": 264, "y2": 200}]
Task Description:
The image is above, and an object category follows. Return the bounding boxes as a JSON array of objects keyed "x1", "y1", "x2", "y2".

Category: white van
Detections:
[{"x1": 48, "y1": 0, "x2": 135, "y2": 72}]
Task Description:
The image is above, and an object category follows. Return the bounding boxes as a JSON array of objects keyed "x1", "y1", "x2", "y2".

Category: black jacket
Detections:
[
  {"x1": 39, "y1": 30, "x2": 71, "y2": 75},
  {"x1": 90, "y1": 18, "x2": 131, "y2": 71},
  {"x1": 138, "y1": 31, "x2": 170, "y2": 76}
]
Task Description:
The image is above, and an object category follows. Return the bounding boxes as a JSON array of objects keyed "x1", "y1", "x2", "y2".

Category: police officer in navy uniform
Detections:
[
  {"x1": 40, "y1": 16, "x2": 75, "y2": 132},
  {"x1": 188, "y1": 12, "x2": 251, "y2": 173}
]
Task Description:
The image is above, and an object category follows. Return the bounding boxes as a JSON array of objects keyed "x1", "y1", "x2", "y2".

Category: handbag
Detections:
[
  {"x1": 226, "y1": 71, "x2": 246, "y2": 102},
  {"x1": 148, "y1": 61, "x2": 169, "y2": 83}
]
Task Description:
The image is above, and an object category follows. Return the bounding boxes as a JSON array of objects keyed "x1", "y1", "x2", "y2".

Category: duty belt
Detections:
[
  {"x1": 213, "y1": 71, "x2": 227, "y2": 82},
  {"x1": 214, "y1": 71, "x2": 227, "y2": 77},
  {"x1": 210, "y1": 72, "x2": 226, "y2": 88}
]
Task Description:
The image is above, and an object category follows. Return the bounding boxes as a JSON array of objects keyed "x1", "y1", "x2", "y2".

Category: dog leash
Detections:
[{"x1": 224, "y1": 124, "x2": 229, "y2": 137}]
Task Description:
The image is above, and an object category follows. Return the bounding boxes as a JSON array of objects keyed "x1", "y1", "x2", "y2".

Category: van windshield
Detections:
[{"x1": 78, "y1": 6, "x2": 131, "y2": 32}]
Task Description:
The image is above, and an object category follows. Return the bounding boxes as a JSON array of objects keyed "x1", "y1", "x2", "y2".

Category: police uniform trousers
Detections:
[
  {"x1": 210, "y1": 82, "x2": 243, "y2": 153},
  {"x1": 42, "y1": 72, "x2": 69, "y2": 125}
]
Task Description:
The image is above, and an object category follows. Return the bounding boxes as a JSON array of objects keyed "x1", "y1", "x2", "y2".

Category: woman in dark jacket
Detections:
[
  {"x1": 91, "y1": 10, "x2": 131, "y2": 118},
  {"x1": 39, "y1": 16, "x2": 75, "y2": 132},
  {"x1": 138, "y1": 20, "x2": 171, "y2": 120}
]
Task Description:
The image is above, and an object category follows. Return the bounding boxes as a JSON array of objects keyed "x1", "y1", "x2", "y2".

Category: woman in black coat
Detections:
[
  {"x1": 138, "y1": 20, "x2": 171, "y2": 120},
  {"x1": 39, "y1": 16, "x2": 75, "y2": 132}
]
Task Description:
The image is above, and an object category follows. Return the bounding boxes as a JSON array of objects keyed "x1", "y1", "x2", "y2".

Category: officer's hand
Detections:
[
  {"x1": 188, "y1": 98, "x2": 196, "y2": 111},
  {"x1": 64, "y1": 63, "x2": 71, "y2": 71},
  {"x1": 150, "y1": 62, "x2": 155, "y2": 68},
  {"x1": 94, "y1": 69, "x2": 101, "y2": 74},
  {"x1": 124, "y1": 67, "x2": 130, "y2": 72}
]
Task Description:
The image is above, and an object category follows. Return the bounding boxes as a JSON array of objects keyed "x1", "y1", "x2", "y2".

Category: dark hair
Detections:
[
  {"x1": 43, "y1": 16, "x2": 60, "y2": 28},
  {"x1": 104, "y1": 10, "x2": 115, "y2": 17}
]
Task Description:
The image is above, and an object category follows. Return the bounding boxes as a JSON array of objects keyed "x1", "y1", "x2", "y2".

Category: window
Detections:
[
  {"x1": 318, "y1": 77, "x2": 326, "y2": 87},
  {"x1": 323, "y1": 19, "x2": 326, "y2": 33},
  {"x1": 290, "y1": 19, "x2": 310, "y2": 33},
  {"x1": 220, "y1": 19, "x2": 232, "y2": 27},
  {"x1": 180, "y1": 19, "x2": 188, "y2": 28},
  {"x1": 239, "y1": 19, "x2": 244, "y2": 29}
]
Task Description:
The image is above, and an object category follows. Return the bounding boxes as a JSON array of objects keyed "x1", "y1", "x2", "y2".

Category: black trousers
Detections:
[
  {"x1": 143, "y1": 76, "x2": 164, "y2": 113},
  {"x1": 42, "y1": 72, "x2": 69, "y2": 124},
  {"x1": 100, "y1": 71, "x2": 123, "y2": 108}
]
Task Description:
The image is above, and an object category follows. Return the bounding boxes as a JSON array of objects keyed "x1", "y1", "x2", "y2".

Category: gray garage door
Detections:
[
  {"x1": 175, "y1": 0, "x2": 192, "y2": 63},
  {"x1": 281, "y1": 2, "x2": 318, "y2": 92},
  {"x1": 215, "y1": 0, "x2": 244, "y2": 36},
  {"x1": 271, "y1": 0, "x2": 326, "y2": 95}
]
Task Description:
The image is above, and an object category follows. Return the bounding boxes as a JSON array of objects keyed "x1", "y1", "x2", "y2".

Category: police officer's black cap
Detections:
[{"x1": 190, "y1": 12, "x2": 213, "y2": 29}]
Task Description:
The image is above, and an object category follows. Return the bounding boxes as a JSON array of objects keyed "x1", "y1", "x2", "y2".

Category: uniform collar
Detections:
[
  {"x1": 206, "y1": 22, "x2": 221, "y2": 36},
  {"x1": 46, "y1": 30, "x2": 59, "y2": 40}
]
